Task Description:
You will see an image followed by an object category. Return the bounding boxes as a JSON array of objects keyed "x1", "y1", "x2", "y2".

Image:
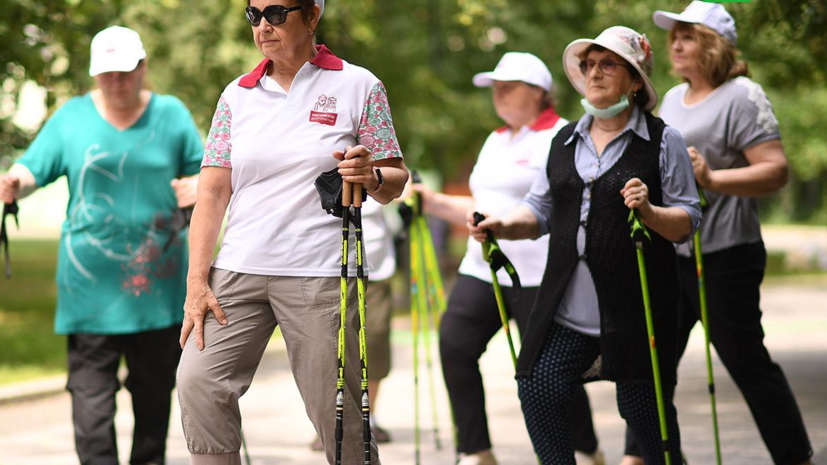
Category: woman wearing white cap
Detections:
[
  {"x1": 0, "y1": 26, "x2": 203, "y2": 464},
  {"x1": 412, "y1": 52, "x2": 603, "y2": 465},
  {"x1": 175, "y1": 0, "x2": 408, "y2": 464},
  {"x1": 622, "y1": 3, "x2": 814, "y2": 464},
  {"x1": 469, "y1": 27, "x2": 701, "y2": 464}
]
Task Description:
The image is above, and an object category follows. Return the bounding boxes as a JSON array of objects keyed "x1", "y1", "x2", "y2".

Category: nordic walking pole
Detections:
[
  {"x1": 694, "y1": 187, "x2": 722, "y2": 465},
  {"x1": 408, "y1": 213, "x2": 423, "y2": 465},
  {"x1": 335, "y1": 180, "x2": 353, "y2": 465},
  {"x1": 352, "y1": 182, "x2": 374, "y2": 465},
  {"x1": 628, "y1": 210, "x2": 672, "y2": 465},
  {"x1": 409, "y1": 186, "x2": 443, "y2": 451},
  {"x1": 413, "y1": 210, "x2": 443, "y2": 451},
  {"x1": 473, "y1": 212, "x2": 518, "y2": 369},
  {"x1": 240, "y1": 428, "x2": 252, "y2": 465},
  {"x1": 353, "y1": 184, "x2": 371, "y2": 465},
  {"x1": 418, "y1": 216, "x2": 447, "y2": 319},
  {"x1": 1, "y1": 201, "x2": 20, "y2": 279},
  {"x1": 473, "y1": 212, "x2": 540, "y2": 465}
]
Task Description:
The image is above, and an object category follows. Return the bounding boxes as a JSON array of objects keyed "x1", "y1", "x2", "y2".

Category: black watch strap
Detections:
[{"x1": 372, "y1": 167, "x2": 384, "y2": 192}]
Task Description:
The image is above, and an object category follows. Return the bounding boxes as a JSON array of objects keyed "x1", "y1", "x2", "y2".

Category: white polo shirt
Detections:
[
  {"x1": 202, "y1": 45, "x2": 403, "y2": 277},
  {"x1": 458, "y1": 108, "x2": 568, "y2": 287},
  {"x1": 360, "y1": 199, "x2": 396, "y2": 281}
]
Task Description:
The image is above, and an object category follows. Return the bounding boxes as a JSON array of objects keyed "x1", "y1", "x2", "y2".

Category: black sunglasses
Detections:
[{"x1": 245, "y1": 5, "x2": 302, "y2": 27}]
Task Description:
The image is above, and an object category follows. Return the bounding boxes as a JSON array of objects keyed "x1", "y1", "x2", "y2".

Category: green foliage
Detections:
[
  {"x1": 1, "y1": 0, "x2": 825, "y2": 220},
  {"x1": 0, "y1": 0, "x2": 125, "y2": 165},
  {"x1": 119, "y1": 0, "x2": 262, "y2": 133},
  {"x1": 0, "y1": 240, "x2": 65, "y2": 383}
]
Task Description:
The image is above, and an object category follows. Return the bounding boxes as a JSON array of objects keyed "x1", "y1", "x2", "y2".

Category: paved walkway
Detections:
[{"x1": 1, "y1": 277, "x2": 825, "y2": 464}]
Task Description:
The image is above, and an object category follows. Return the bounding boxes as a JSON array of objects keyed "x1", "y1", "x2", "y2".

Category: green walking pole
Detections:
[
  {"x1": 334, "y1": 181, "x2": 353, "y2": 465},
  {"x1": 351, "y1": 183, "x2": 374, "y2": 465},
  {"x1": 409, "y1": 212, "x2": 424, "y2": 465},
  {"x1": 240, "y1": 428, "x2": 252, "y2": 465},
  {"x1": 403, "y1": 172, "x2": 457, "y2": 463},
  {"x1": 410, "y1": 186, "x2": 443, "y2": 452},
  {"x1": 629, "y1": 210, "x2": 672, "y2": 465},
  {"x1": 312, "y1": 165, "x2": 372, "y2": 464},
  {"x1": 473, "y1": 212, "x2": 542, "y2": 465},
  {"x1": 418, "y1": 215, "x2": 447, "y2": 319},
  {"x1": 694, "y1": 187, "x2": 722, "y2": 464},
  {"x1": 472, "y1": 212, "x2": 518, "y2": 368}
]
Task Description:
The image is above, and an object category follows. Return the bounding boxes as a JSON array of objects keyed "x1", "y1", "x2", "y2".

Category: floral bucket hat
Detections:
[{"x1": 562, "y1": 26, "x2": 658, "y2": 111}]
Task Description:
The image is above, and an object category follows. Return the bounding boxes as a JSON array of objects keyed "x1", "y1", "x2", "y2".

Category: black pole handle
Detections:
[{"x1": 473, "y1": 211, "x2": 494, "y2": 243}]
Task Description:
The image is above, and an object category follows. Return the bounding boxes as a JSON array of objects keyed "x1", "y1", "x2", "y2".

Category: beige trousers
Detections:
[{"x1": 177, "y1": 268, "x2": 380, "y2": 465}]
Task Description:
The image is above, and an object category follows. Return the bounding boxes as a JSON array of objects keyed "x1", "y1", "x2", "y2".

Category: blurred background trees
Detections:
[{"x1": 1, "y1": 0, "x2": 825, "y2": 221}]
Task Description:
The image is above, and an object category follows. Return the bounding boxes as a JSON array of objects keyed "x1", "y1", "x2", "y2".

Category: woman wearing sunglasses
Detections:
[
  {"x1": 622, "y1": 3, "x2": 813, "y2": 465},
  {"x1": 469, "y1": 26, "x2": 701, "y2": 464},
  {"x1": 410, "y1": 51, "x2": 604, "y2": 465},
  {"x1": 175, "y1": 1, "x2": 408, "y2": 464}
]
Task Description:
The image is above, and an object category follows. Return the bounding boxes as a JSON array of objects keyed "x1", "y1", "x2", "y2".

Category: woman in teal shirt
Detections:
[{"x1": 0, "y1": 26, "x2": 203, "y2": 465}]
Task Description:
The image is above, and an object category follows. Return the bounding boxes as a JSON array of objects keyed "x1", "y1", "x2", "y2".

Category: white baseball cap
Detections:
[
  {"x1": 562, "y1": 26, "x2": 658, "y2": 111},
  {"x1": 89, "y1": 26, "x2": 147, "y2": 76},
  {"x1": 653, "y1": 1, "x2": 737, "y2": 45},
  {"x1": 472, "y1": 52, "x2": 553, "y2": 91},
  {"x1": 315, "y1": 0, "x2": 325, "y2": 19}
]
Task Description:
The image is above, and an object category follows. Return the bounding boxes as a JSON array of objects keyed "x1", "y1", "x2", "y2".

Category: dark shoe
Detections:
[
  {"x1": 310, "y1": 435, "x2": 324, "y2": 451},
  {"x1": 373, "y1": 425, "x2": 392, "y2": 443}
]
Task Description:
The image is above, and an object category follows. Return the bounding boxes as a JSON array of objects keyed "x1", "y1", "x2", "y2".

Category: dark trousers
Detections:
[
  {"x1": 439, "y1": 275, "x2": 598, "y2": 455},
  {"x1": 67, "y1": 325, "x2": 182, "y2": 465},
  {"x1": 626, "y1": 243, "x2": 813, "y2": 464},
  {"x1": 521, "y1": 323, "x2": 682, "y2": 465}
]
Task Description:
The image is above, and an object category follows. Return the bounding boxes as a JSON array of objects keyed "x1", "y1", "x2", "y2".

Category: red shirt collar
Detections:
[
  {"x1": 238, "y1": 45, "x2": 343, "y2": 88},
  {"x1": 495, "y1": 108, "x2": 561, "y2": 134}
]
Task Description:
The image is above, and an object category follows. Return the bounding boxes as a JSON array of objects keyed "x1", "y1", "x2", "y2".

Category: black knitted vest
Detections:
[{"x1": 516, "y1": 113, "x2": 680, "y2": 386}]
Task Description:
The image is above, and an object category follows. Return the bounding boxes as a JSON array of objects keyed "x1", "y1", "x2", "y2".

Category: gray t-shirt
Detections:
[{"x1": 659, "y1": 77, "x2": 781, "y2": 256}]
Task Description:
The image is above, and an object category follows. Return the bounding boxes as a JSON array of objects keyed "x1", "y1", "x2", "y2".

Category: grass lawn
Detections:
[
  {"x1": 0, "y1": 239, "x2": 65, "y2": 385},
  {"x1": 0, "y1": 235, "x2": 823, "y2": 388}
]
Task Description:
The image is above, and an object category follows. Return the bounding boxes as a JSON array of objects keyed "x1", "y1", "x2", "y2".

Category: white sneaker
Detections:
[
  {"x1": 457, "y1": 449, "x2": 498, "y2": 465},
  {"x1": 575, "y1": 449, "x2": 606, "y2": 465}
]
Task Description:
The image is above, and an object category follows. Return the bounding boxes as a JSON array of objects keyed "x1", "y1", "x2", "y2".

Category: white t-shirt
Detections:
[
  {"x1": 201, "y1": 45, "x2": 403, "y2": 277},
  {"x1": 458, "y1": 109, "x2": 568, "y2": 287},
  {"x1": 361, "y1": 199, "x2": 396, "y2": 281}
]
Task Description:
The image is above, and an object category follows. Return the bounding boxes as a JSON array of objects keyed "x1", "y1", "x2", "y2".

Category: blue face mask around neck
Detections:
[{"x1": 580, "y1": 93, "x2": 630, "y2": 119}]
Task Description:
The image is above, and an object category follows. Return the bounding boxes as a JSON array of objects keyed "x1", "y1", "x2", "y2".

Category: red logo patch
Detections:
[
  {"x1": 310, "y1": 93, "x2": 338, "y2": 125},
  {"x1": 309, "y1": 111, "x2": 338, "y2": 126}
]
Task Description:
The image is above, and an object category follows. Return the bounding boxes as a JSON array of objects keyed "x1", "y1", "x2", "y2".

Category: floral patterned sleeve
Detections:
[
  {"x1": 202, "y1": 96, "x2": 232, "y2": 168},
  {"x1": 357, "y1": 82, "x2": 402, "y2": 161}
]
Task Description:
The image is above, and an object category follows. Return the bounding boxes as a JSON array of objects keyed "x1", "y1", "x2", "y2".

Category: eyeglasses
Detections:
[
  {"x1": 245, "y1": 5, "x2": 302, "y2": 27},
  {"x1": 579, "y1": 59, "x2": 630, "y2": 76}
]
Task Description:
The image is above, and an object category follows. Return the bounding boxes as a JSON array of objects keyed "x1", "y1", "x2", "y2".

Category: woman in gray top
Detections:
[
  {"x1": 623, "y1": 3, "x2": 813, "y2": 465},
  {"x1": 471, "y1": 26, "x2": 700, "y2": 464}
]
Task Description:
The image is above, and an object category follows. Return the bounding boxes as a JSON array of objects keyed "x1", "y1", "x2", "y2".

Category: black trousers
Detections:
[
  {"x1": 439, "y1": 275, "x2": 598, "y2": 455},
  {"x1": 520, "y1": 323, "x2": 682, "y2": 464},
  {"x1": 67, "y1": 325, "x2": 182, "y2": 465},
  {"x1": 626, "y1": 243, "x2": 813, "y2": 464}
]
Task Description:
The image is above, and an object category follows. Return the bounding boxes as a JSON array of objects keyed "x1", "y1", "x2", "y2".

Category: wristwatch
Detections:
[{"x1": 371, "y1": 167, "x2": 384, "y2": 193}]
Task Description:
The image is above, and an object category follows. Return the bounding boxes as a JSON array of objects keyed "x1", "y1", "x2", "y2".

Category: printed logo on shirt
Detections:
[{"x1": 309, "y1": 94, "x2": 338, "y2": 126}]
